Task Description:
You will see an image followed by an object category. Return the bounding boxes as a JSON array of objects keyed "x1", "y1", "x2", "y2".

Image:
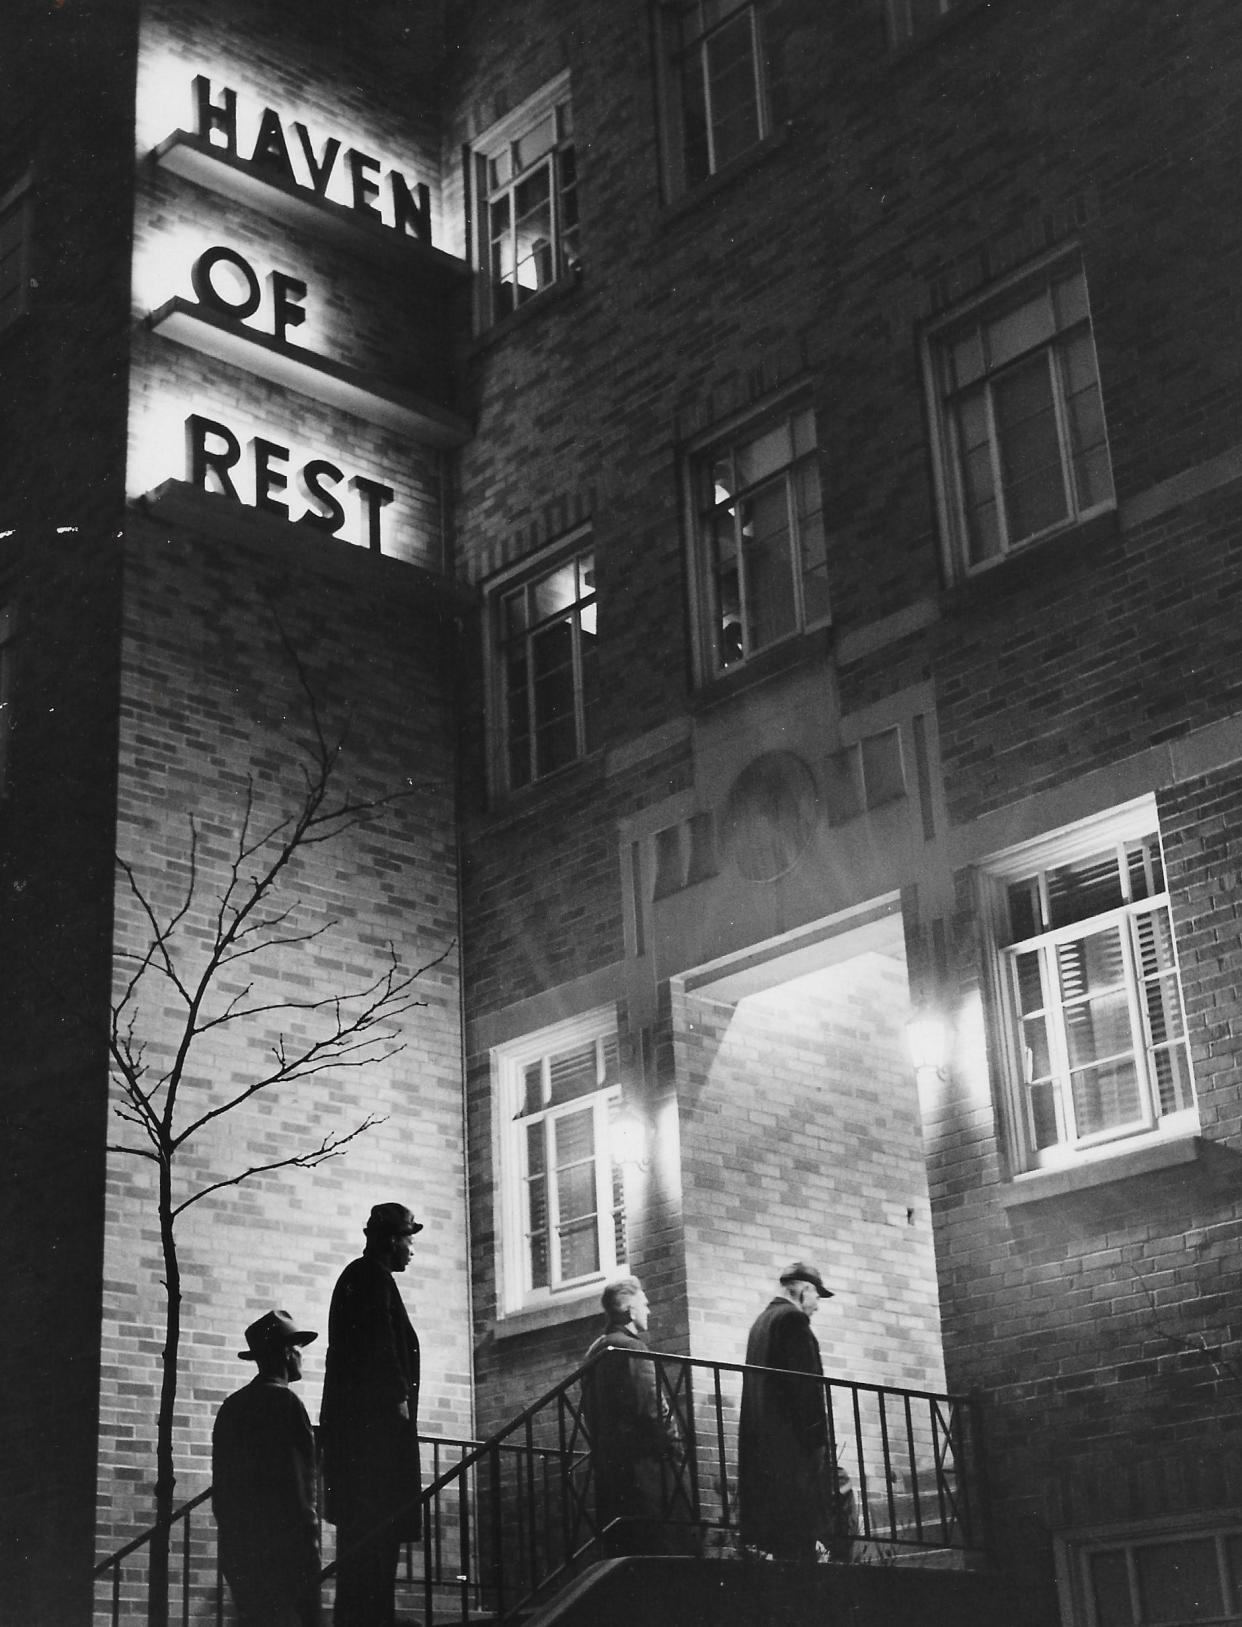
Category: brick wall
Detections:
[{"x1": 96, "y1": 509, "x2": 472, "y2": 1552}]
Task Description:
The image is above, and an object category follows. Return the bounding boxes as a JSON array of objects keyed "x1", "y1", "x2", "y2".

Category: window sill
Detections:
[
  {"x1": 469, "y1": 269, "x2": 583, "y2": 354},
  {"x1": 476, "y1": 747, "x2": 606, "y2": 832},
  {"x1": 490, "y1": 1292, "x2": 602, "y2": 1343},
  {"x1": 657, "y1": 124, "x2": 792, "y2": 228},
  {"x1": 997, "y1": 1132, "x2": 1202, "y2": 1209},
  {"x1": 939, "y1": 506, "x2": 1120, "y2": 616},
  {"x1": 690, "y1": 624, "x2": 834, "y2": 715}
]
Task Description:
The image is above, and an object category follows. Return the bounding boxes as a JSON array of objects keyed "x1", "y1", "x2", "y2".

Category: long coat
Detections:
[
  {"x1": 738, "y1": 1297, "x2": 831, "y2": 1558},
  {"x1": 319, "y1": 1255, "x2": 422, "y2": 1540},
  {"x1": 582, "y1": 1321, "x2": 683, "y2": 1554},
  {"x1": 212, "y1": 1376, "x2": 320, "y2": 1625}
]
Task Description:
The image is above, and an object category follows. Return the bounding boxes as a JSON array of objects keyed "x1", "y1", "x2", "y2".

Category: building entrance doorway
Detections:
[{"x1": 671, "y1": 901, "x2": 946, "y2": 1399}]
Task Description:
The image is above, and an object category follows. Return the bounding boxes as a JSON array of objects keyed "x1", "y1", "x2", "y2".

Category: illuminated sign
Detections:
[
  {"x1": 187, "y1": 414, "x2": 395, "y2": 551},
  {"x1": 192, "y1": 75, "x2": 431, "y2": 242}
]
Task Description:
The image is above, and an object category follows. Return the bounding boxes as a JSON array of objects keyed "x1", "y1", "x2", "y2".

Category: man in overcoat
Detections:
[
  {"x1": 582, "y1": 1276, "x2": 687, "y2": 1555},
  {"x1": 212, "y1": 1308, "x2": 321, "y2": 1627},
  {"x1": 320, "y1": 1202, "x2": 423, "y2": 1627},
  {"x1": 738, "y1": 1261, "x2": 852, "y2": 1561}
]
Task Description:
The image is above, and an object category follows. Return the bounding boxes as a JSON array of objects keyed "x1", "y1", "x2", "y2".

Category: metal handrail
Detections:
[{"x1": 93, "y1": 1357, "x2": 990, "y2": 1627}]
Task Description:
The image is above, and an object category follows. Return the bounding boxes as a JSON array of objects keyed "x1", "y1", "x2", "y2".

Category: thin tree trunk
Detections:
[{"x1": 148, "y1": 1168, "x2": 180, "y2": 1627}]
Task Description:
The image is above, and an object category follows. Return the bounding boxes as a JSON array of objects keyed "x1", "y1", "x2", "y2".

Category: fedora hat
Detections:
[
  {"x1": 364, "y1": 1202, "x2": 423, "y2": 1237},
  {"x1": 779, "y1": 1261, "x2": 834, "y2": 1298},
  {"x1": 238, "y1": 1309, "x2": 318, "y2": 1360}
]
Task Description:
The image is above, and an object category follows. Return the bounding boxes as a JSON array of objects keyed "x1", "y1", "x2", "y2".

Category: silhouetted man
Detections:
[
  {"x1": 212, "y1": 1309, "x2": 320, "y2": 1626},
  {"x1": 320, "y1": 1202, "x2": 423, "y2": 1627},
  {"x1": 583, "y1": 1275, "x2": 686, "y2": 1555},
  {"x1": 739, "y1": 1261, "x2": 852, "y2": 1562}
]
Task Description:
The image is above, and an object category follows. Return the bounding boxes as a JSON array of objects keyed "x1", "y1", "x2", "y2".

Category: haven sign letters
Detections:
[{"x1": 192, "y1": 75, "x2": 432, "y2": 241}]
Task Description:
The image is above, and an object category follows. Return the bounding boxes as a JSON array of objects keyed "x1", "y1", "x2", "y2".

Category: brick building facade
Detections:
[{"x1": 2, "y1": 0, "x2": 1240, "y2": 1623}]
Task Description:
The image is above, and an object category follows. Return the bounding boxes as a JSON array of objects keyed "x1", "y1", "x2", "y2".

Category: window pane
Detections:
[
  {"x1": 986, "y1": 287, "x2": 1055, "y2": 370},
  {"x1": 530, "y1": 559, "x2": 579, "y2": 625},
  {"x1": 737, "y1": 420, "x2": 793, "y2": 487},
  {"x1": 548, "y1": 1038, "x2": 601, "y2": 1105},
  {"x1": 1071, "y1": 1056, "x2": 1142, "y2": 1137},
  {"x1": 704, "y1": 9, "x2": 760, "y2": 172},
  {"x1": 1029, "y1": 1080, "x2": 1061, "y2": 1151},
  {"x1": 994, "y1": 353, "x2": 1067, "y2": 541},
  {"x1": 680, "y1": 47, "x2": 710, "y2": 185},
  {"x1": 1046, "y1": 850, "x2": 1125, "y2": 929},
  {"x1": 1089, "y1": 1549, "x2": 1134, "y2": 1627},
  {"x1": 1135, "y1": 1537, "x2": 1222, "y2": 1623},
  {"x1": 794, "y1": 459, "x2": 830, "y2": 625},
  {"x1": 861, "y1": 729, "x2": 904, "y2": 806},
  {"x1": 559, "y1": 1219, "x2": 600, "y2": 1280},
  {"x1": 740, "y1": 481, "x2": 797, "y2": 650}
]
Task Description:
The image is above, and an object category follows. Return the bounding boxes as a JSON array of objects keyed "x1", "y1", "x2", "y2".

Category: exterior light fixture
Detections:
[
  {"x1": 613, "y1": 1103, "x2": 651, "y2": 1170},
  {"x1": 905, "y1": 1011, "x2": 951, "y2": 1079}
]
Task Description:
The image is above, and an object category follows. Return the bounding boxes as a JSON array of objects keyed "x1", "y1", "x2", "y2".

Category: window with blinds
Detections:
[
  {"x1": 988, "y1": 814, "x2": 1196, "y2": 1171},
  {"x1": 497, "y1": 1012, "x2": 626, "y2": 1310}
]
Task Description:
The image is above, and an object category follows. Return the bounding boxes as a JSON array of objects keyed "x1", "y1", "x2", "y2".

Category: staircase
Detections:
[{"x1": 95, "y1": 1350, "x2": 993, "y2": 1626}]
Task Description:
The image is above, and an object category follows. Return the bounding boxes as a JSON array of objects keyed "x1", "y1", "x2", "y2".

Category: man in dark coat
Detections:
[
  {"x1": 582, "y1": 1276, "x2": 686, "y2": 1556},
  {"x1": 320, "y1": 1202, "x2": 423, "y2": 1627},
  {"x1": 212, "y1": 1308, "x2": 321, "y2": 1627},
  {"x1": 738, "y1": 1261, "x2": 852, "y2": 1562}
]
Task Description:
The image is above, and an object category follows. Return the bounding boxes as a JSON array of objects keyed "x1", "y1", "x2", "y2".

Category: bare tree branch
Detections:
[{"x1": 170, "y1": 1116, "x2": 387, "y2": 1219}]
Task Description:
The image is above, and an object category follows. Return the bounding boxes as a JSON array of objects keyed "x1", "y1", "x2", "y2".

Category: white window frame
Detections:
[
  {"x1": 486, "y1": 531, "x2": 599, "y2": 794},
  {"x1": 687, "y1": 396, "x2": 830, "y2": 681},
  {"x1": 471, "y1": 73, "x2": 579, "y2": 327},
  {"x1": 924, "y1": 251, "x2": 1115, "y2": 580},
  {"x1": 493, "y1": 1007, "x2": 626, "y2": 1316},
  {"x1": 981, "y1": 799, "x2": 1197, "y2": 1175},
  {"x1": 655, "y1": 0, "x2": 771, "y2": 198},
  {"x1": 0, "y1": 175, "x2": 32, "y2": 337},
  {"x1": 1056, "y1": 1514, "x2": 1242, "y2": 1627}
]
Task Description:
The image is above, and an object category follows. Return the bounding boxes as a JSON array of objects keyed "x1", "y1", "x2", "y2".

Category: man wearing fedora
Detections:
[
  {"x1": 738, "y1": 1262, "x2": 853, "y2": 1563},
  {"x1": 212, "y1": 1308, "x2": 321, "y2": 1626},
  {"x1": 319, "y1": 1202, "x2": 423, "y2": 1627}
]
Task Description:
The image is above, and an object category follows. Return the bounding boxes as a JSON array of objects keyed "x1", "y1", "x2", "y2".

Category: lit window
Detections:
[
  {"x1": 656, "y1": 1, "x2": 776, "y2": 196},
  {"x1": 984, "y1": 804, "x2": 1195, "y2": 1173},
  {"x1": 473, "y1": 77, "x2": 579, "y2": 326},
  {"x1": 494, "y1": 542, "x2": 599, "y2": 792},
  {"x1": 0, "y1": 602, "x2": 14, "y2": 793},
  {"x1": 886, "y1": 0, "x2": 971, "y2": 47},
  {"x1": 926, "y1": 259, "x2": 1114, "y2": 577},
  {"x1": 1060, "y1": 1520, "x2": 1242, "y2": 1627},
  {"x1": 691, "y1": 403, "x2": 829, "y2": 678},
  {"x1": 0, "y1": 177, "x2": 31, "y2": 336},
  {"x1": 495, "y1": 1011, "x2": 626, "y2": 1313}
]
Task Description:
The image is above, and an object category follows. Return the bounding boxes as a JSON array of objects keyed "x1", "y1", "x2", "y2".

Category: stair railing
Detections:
[{"x1": 94, "y1": 1355, "x2": 990, "y2": 1626}]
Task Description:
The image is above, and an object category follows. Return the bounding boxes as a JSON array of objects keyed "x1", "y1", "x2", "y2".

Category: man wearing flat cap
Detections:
[
  {"x1": 320, "y1": 1203, "x2": 423, "y2": 1627},
  {"x1": 212, "y1": 1309, "x2": 320, "y2": 1626},
  {"x1": 738, "y1": 1262, "x2": 853, "y2": 1562}
]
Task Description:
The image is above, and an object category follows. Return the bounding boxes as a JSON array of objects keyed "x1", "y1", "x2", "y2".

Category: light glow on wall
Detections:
[{"x1": 127, "y1": 385, "x2": 402, "y2": 555}]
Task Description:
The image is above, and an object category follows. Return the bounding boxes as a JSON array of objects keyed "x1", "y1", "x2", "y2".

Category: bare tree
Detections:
[{"x1": 107, "y1": 656, "x2": 447, "y2": 1627}]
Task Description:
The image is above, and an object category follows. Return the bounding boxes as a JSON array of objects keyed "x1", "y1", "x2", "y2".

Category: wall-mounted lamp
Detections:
[
  {"x1": 613, "y1": 1103, "x2": 651, "y2": 1171},
  {"x1": 905, "y1": 1011, "x2": 952, "y2": 1079}
]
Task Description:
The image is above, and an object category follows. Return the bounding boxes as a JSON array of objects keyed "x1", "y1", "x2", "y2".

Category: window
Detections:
[
  {"x1": 823, "y1": 728, "x2": 906, "y2": 825},
  {"x1": 656, "y1": 1, "x2": 777, "y2": 196},
  {"x1": 926, "y1": 258, "x2": 1114, "y2": 576},
  {"x1": 0, "y1": 602, "x2": 13, "y2": 793},
  {"x1": 984, "y1": 804, "x2": 1195, "y2": 1173},
  {"x1": 691, "y1": 402, "x2": 829, "y2": 677},
  {"x1": 493, "y1": 541, "x2": 599, "y2": 791},
  {"x1": 0, "y1": 176, "x2": 31, "y2": 336},
  {"x1": 473, "y1": 76, "x2": 579, "y2": 325},
  {"x1": 886, "y1": 0, "x2": 971, "y2": 47},
  {"x1": 495, "y1": 1011, "x2": 627, "y2": 1313},
  {"x1": 1059, "y1": 1520, "x2": 1242, "y2": 1627}
]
